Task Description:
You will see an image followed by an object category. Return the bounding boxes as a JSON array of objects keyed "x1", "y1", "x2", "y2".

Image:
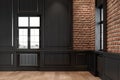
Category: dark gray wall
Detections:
[
  {"x1": 0, "y1": 0, "x2": 98, "y2": 72},
  {"x1": 0, "y1": 0, "x2": 77, "y2": 71},
  {"x1": 0, "y1": 0, "x2": 13, "y2": 67}
]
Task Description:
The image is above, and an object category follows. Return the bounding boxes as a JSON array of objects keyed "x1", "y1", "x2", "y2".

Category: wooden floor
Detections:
[{"x1": 0, "y1": 71, "x2": 101, "y2": 80}]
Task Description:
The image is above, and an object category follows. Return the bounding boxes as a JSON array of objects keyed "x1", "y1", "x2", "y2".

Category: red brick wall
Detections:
[
  {"x1": 73, "y1": 0, "x2": 95, "y2": 50},
  {"x1": 107, "y1": 0, "x2": 120, "y2": 53}
]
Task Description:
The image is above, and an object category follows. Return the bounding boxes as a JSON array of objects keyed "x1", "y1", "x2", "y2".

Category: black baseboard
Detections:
[
  {"x1": 0, "y1": 65, "x2": 88, "y2": 71},
  {"x1": 0, "y1": 66, "x2": 38, "y2": 71},
  {"x1": 39, "y1": 65, "x2": 88, "y2": 71}
]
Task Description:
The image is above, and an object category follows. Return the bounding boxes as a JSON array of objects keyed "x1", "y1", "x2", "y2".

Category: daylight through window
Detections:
[{"x1": 18, "y1": 16, "x2": 40, "y2": 49}]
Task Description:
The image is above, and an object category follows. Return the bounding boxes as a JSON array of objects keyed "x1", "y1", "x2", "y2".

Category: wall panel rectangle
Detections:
[
  {"x1": 0, "y1": 0, "x2": 12, "y2": 47},
  {"x1": 18, "y1": 0, "x2": 38, "y2": 12},
  {"x1": 44, "y1": 0, "x2": 72, "y2": 49},
  {"x1": 0, "y1": 53, "x2": 12, "y2": 66},
  {"x1": 44, "y1": 52, "x2": 70, "y2": 66}
]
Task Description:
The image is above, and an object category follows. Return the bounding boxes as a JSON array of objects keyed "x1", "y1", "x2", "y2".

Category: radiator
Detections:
[{"x1": 20, "y1": 54, "x2": 38, "y2": 66}]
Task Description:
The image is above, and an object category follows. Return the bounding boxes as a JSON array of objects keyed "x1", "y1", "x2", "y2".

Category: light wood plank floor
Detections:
[{"x1": 0, "y1": 71, "x2": 101, "y2": 80}]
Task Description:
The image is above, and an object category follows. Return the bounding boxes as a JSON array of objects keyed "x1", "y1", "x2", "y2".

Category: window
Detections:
[
  {"x1": 18, "y1": 16, "x2": 40, "y2": 49},
  {"x1": 100, "y1": 8, "x2": 104, "y2": 50},
  {"x1": 95, "y1": 6, "x2": 104, "y2": 51}
]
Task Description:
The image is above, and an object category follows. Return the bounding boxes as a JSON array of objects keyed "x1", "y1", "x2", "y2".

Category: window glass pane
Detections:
[
  {"x1": 101, "y1": 24, "x2": 104, "y2": 49},
  {"x1": 19, "y1": 29, "x2": 28, "y2": 49},
  {"x1": 31, "y1": 29, "x2": 39, "y2": 36},
  {"x1": 19, "y1": 29, "x2": 28, "y2": 36},
  {"x1": 30, "y1": 17, "x2": 40, "y2": 27},
  {"x1": 101, "y1": 8, "x2": 103, "y2": 21},
  {"x1": 30, "y1": 29, "x2": 39, "y2": 49},
  {"x1": 18, "y1": 17, "x2": 28, "y2": 27}
]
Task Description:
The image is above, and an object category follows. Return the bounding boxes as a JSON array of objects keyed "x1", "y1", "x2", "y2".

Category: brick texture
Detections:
[
  {"x1": 73, "y1": 0, "x2": 95, "y2": 50},
  {"x1": 107, "y1": 0, "x2": 120, "y2": 53}
]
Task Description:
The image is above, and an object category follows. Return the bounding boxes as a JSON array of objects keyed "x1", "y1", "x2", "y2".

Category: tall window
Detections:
[
  {"x1": 95, "y1": 6, "x2": 104, "y2": 51},
  {"x1": 18, "y1": 16, "x2": 40, "y2": 49}
]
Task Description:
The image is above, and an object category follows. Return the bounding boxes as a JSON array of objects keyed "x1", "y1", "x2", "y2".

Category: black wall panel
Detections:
[
  {"x1": 14, "y1": 0, "x2": 43, "y2": 14},
  {"x1": 0, "y1": 0, "x2": 12, "y2": 47},
  {"x1": 0, "y1": 52, "x2": 12, "y2": 66},
  {"x1": 88, "y1": 52, "x2": 97, "y2": 75},
  {"x1": 44, "y1": 0, "x2": 72, "y2": 49},
  {"x1": 104, "y1": 58, "x2": 119, "y2": 80},
  {"x1": 18, "y1": 0, "x2": 43, "y2": 14},
  {"x1": 76, "y1": 54, "x2": 87, "y2": 65},
  {"x1": 44, "y1": 52, "x2": 70, "y2": 66},
  {"x1": 19, "y1": 0, "x2": 38, "y2": 12},
  {"x1": 96, "y1": 52, "x2": 120, "y2": 80},
  {"x1": 97, "y1": 55, "x2": 104, "y2": 77},
  {"x1": 38, "y1": 51, "x2": 92, "y2": 71}
]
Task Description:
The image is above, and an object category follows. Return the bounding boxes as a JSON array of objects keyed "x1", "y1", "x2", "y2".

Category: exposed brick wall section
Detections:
[
  {"x1": 107, "y1": 0, "x2": 120, "y2": 53},
  {"x1": 73, "y1": 0, "x2": 95, "y2": 50}
]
